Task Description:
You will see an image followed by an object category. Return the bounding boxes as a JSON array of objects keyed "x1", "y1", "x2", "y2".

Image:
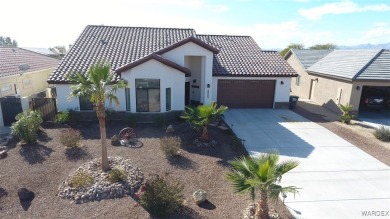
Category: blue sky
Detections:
[{"x1": 1, "y1": 0, "x2": 389, "y2": 49}]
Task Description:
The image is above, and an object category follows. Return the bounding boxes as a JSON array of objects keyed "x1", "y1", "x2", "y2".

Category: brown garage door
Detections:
[{"x1": 217, "y1": 80, "x2": 275, "y2": 108}]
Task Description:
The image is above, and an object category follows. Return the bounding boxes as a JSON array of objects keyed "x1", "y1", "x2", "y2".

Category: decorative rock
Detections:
[
  {"x1": 193, "y1": 189, "x2": 207, "y2": 205},
  {"x1": 193, "y1": 139, "x2": 217, "y2": 148},
  {"x1": 0, "y1": 150, "x2": 7, "y2": 159},
  {"x1": 57, "y1": 157, "x2": 143, "y2": 203},
  {"x1": 0, "y1": 146, "x2": 8, "y2": 151},
  {"x1": 17, "y1": 188, "x2": 35, "y2": 202},
  {"x1": 166, "y1": 125, "x2": 174, "y2": 133}
]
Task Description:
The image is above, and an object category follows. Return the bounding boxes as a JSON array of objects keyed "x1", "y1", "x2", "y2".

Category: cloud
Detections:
[{"x1": 299, "y1": 1, "x2": 390, "y2": 20}]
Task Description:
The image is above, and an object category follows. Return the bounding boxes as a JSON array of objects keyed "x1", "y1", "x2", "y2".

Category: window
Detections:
[
  {"x1": 135, "y1": 79, "x2": 160, "y2": 112},
  {"x1": 166, "y1": 88, "x2": 171, "y2": 111},
  {"x1": 296, "y1": 75, "x2": 301, "y2": 86},
  {"x1": 125, "y1": 88, "x2": 130, "y2": 111},
  {"x1": 79, "y1": 95, "x2": 94, "y2": 111},
  {"x1": 1, "y1": 84, "x2": 14, "y2": 96}
]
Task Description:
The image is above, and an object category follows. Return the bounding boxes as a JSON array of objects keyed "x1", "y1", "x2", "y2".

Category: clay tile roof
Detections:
[
  {"x1": 48, "y1": 25, "x2": 195, "y2": 84},
  {"x1": 0, "y1": 47, "x2": 59, "y2": 78},
  {"x1": 197, "y1": 35, "x2": 298, "y2": 77},
  {"x1": 48, "y1": 25, "x2": 297, "y2": 84}
]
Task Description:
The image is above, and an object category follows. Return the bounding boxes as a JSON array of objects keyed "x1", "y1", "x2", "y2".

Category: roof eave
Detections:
[{"x1": 156, "y1": 36, "x2": 219, "y2": 55}]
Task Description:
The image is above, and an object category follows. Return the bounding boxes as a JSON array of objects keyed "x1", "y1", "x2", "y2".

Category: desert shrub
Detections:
[
  {"x1": 374, "y1": 126, "x2": 390, "y2": 142},
  {"x1": 160, "y1": 137, "x2": 181, "y2": 157},
  {"x1": 55, "y1": 111, "x2": 70, "y2": 124},
  {"x1": 139, "y1": 175, "x2": 184, "y2": 217},
  {"x1": 11, "y1": 110, "x2": 43, "y2": 144},
  {"x1": 107, "y1": 168, "x2": 126, "y2": 183},
  {"x1": 126, "y1": 115, "x2": 138, "y2": 128},
  {"x1": 111, "y1": 135, "x2": 121, "y2": 146},
  {"x1": 70, "y1": 171, "x2": 94, "y2": 188},
  {"x1": 60, "y1": 128, "x2": 82, "y2": 148}
]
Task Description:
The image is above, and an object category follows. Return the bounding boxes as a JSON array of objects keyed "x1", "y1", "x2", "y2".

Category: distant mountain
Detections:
[{"x1": 337, "y1": 42, "x2": 390, "y2": 50}]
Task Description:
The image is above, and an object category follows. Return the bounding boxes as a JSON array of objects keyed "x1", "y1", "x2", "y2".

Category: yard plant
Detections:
[
  {"x1": 226, "y1": 151, "x2": 300, "y2": 219},
  {"x1": 107, "y1": 168, "x2": 126, "y2": 183},
  {"x1": 374, "y1": 125, "x2": 390, "y2": 142},
  {"x1": 139, "y1": 175, "x2": 184, "y2": 217},
  {"x1": 11, "y1": 110, "x2": 43, "y2": 144},
  {"x1": 60, "y1": 128, "x2": 82, "y2": 148},
  {"x1": 181, "y1": 102, "x2": 227, "y2": 142},
  {"x1": 67, "y1": 61, "x2": 127, "y2": 171},
  {"x1": 339, "y1": 103, "x2": 355, "y2": 124},
  {"x1": 70, "y1": 171, "x2": 94, "y2": 188},
  {"x1": 160, "y1": 137, "x2": 181, "y2": 157}
]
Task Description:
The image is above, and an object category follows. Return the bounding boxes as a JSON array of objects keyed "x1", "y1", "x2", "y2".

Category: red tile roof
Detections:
[{"x1": 0, "y1": 47, "x2": 59, "y2": 78}]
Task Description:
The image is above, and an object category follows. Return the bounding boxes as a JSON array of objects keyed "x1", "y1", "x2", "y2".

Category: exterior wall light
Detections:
[
  {"x1": 280, "y1": 81, "x2": 284, "y2": 85},
  {"x1": 207, "y1": 83, "x2": 210, "y2": 88},
  {"x1": 356, "y1": 86, "x2": 360, "y2": 90}
]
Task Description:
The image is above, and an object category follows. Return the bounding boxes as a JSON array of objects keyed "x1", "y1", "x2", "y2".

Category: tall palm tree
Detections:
[
  {"x1": 226, "y1": 152, "x2": 300, "y2": 219},
  {"x1": 181, "y1": 102, "x2": 227, "y2": 142},
  {"x1": 67, "y1": 61, "x2": 127, "y2": 171}
]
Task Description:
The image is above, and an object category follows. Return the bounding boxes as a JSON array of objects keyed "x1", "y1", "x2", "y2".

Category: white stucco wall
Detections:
[
  {"x1": 212, "y1": 77, "x2": 292, "y2": 107},
  {"x1": 121, "y1": 59, "x2": 186, "y2": 112},
  {"x1": 55, "y1": 84, "x2": 80, "y2": 111},
  {"x1": 162, "y1": 42, "x2": 214, "y2": 104}
]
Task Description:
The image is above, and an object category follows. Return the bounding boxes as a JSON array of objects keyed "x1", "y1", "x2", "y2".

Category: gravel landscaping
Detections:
[{"x1": 0, "y1": 120, "x2": 293, "y2": 219}]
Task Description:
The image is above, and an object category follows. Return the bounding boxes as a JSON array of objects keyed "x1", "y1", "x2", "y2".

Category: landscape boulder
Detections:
[
  {"x1": 166, "y1": 125, "x2": 175, "y2": 133},
  {"x1": 193, "y1": 189, "x2": 207, "y2": 205},
  {"x1": 0, "y1": 150, "x2": 7, "y2": 159}
]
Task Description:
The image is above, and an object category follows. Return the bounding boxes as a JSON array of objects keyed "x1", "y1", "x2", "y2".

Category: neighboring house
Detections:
[
  {"x1": 48, "y1": 25, "x2": 297, "y2": 113},
  {"x1": 22, "y1": 47, "x2": 60, "y2": 59},
  {"x1": 0, "y1": 47, "x2": 59, "y2": 127},
  {"x1": 285, "y1": 49, "x2": 332, "y2": 99},
  {"x1": 286, "y1": 49, "x2": 390, "y2": 114}
]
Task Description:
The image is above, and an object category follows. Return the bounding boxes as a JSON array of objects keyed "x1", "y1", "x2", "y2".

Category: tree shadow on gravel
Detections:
[
  {"x1": 0, "y1": 187, "x2": 7, "y2": 211},
  {"x1": 167, "y1": 155, "x2": 198, "y2": 170},
  {"x1": 166, "y1": 206, "x2": 203, "y2": 219},
  {"x1": 64, "y1": 147, "x2": 92, "y2": 160},
  {"x1": 37, "y1": 130, "x2": 52, "y2": 142},
  {"x1": 19, "y1": 143, "x2": 54, "y2": 164}
]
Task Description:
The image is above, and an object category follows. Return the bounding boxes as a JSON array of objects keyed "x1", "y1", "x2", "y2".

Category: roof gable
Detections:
[
  {"x1": 307, "y1": 49, "x2": 382, "y2": 80},
  {"x1": 156, "y1": 36, "x2": 219, "y2": 55},
  {"x1": 0, "y1": 47, "x2": 59, "y2": 78},
  {"x1": 356, "y1": 49, "x2": 390, "y2": 80},
  {"x1": 116, "y1": 53, "x2": 190, "y2": 76}
]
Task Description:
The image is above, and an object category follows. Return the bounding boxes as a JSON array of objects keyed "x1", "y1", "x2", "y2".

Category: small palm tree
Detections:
[
  {"x1": 67, "y1": 61, "x2": 127, "y2": 171},
  {"x1": 339, "y1": 103, "x2": 354, "y2": 124},
  {"x1": 226, "y1": 151, "x2": 300, "y2": 219},
  {"x1": 181, "y1": 102, "x2": 227, "y2": 142}
]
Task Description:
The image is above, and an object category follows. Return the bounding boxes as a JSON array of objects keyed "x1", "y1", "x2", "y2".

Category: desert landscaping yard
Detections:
[{"x1": 0, "y1": 119, "x2": 292, "y2": 219}]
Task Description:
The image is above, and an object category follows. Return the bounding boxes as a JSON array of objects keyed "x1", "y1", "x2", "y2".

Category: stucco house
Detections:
[
  {"x1": 0, "y1": 47, "x2": 59, "y2": 98},
  {"x1": 48, "y1": 25, "x2": 297, "y2": 113},
  {"x1": 0, "y1": 47, "x2": 59, "y2": 127},
  {"x1": 285, "y1": 49, "x2": 390, "y2": 114}
]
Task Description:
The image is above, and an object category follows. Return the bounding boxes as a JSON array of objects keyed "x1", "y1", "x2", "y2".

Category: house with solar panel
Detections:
[
  {"x1": 48, "y1": 25, "x2": 297, "y2": 113},
  {"x1": 285, "y1": 49, "x2": 390, "y2": 114}
]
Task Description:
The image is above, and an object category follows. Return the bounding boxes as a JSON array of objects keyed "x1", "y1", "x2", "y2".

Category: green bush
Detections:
[
  {"x1": 55, "y1": 111, "x2": 70, "y2": 124},
  {"x1": 374, "y1": 126, "x2": 390, "y2": 142},
  {"x1": 160, "y1": 137, "x2": 181, "y2": 157},
  {"x1": 107, "y1": 168, "x2": 126, "y2": 183},
  {"x1": 70, "y1": 171, "x2": 94, "y2": 188},
  {"x1": 11, "y1": 110, "x2": 43, "y2": 144},
  {"x1": 60, "y1": 128, "x2": 82, "y2": 148},
  {"x1": 139, "y1": 175, "x2": 184, "y2": 217}
]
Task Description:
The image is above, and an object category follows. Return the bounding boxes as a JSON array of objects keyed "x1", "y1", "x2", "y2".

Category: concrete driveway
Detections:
[
  {"x1": 358, "y1": 110, "x2": 390, "y2": 129},
  {"x1": 224, "y1": 109, "x2": 390, "y2": 219}
]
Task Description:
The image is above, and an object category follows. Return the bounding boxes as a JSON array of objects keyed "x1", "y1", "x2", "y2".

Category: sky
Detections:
[{"x1": 1, "y1": 0, "x2": 389, "y2": 50}]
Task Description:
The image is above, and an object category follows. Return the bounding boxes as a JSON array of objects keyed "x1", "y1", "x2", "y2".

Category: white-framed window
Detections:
[
  {"x1": 1, "y1": 84, "x2": 14, "y2": 96},
  {"x1": 23, "y1": 78, "x2": 32, "y2": 88},
  {"x1": 296, "y1": 75, "x2": 301, "y2": 86}
]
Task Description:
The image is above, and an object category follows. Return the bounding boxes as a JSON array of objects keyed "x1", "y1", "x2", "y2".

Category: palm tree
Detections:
[
  {"x1": 181, "y1": 102, "x2": 227, "y2": 142},
  {"x1": 339, "y1": 103, "x2": 354, "y2": 124},
  {"x1": 67, "y1": 61, "x2": 127, "y2": 171},
  {"x1": 226, "y1": 152, "x2": 300, "y2": 219}
]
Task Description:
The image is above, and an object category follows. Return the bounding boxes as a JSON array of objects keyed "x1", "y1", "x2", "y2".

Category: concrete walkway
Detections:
[{"x1": 224, "y1": 109, "x2": 390, "y2": 219}]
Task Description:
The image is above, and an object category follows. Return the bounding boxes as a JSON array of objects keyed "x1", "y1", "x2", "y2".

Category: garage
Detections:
[{"x1": 217, "y1": 80, "x2": 275, "y2": 108}]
